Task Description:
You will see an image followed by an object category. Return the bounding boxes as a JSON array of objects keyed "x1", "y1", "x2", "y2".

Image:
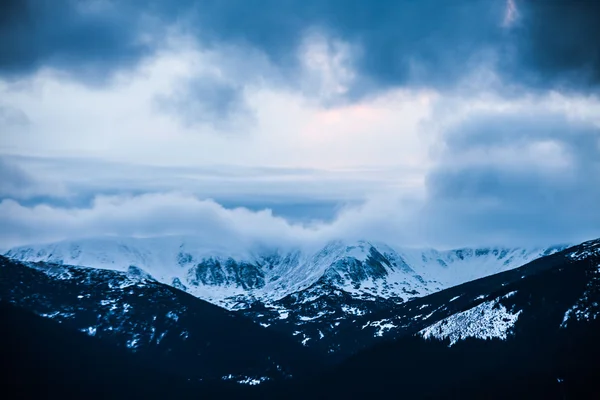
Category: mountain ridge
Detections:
[{"x1": 5, "y1": 236, "x2": 567, "y2": 310}]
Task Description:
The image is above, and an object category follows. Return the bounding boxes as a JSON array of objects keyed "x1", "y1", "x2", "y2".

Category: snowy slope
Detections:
[
  {"x1": 5, "y1": 236, "x2": 272, "y2": 308},
  {"x1": 419, "y1": 294, "x2": 523, "y2": 345},
  {"x1": 4, "y1": 236, "x2": 566, "y2": 309},
  {"x1": 399, "y1": 245, "x2": 566, "y2": 288}
]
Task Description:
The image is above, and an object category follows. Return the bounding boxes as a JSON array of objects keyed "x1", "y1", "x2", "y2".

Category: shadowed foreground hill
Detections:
[
  {"x1": 0, "y1": 301, "x2": 266, "y2": 399},
  {"x1": 0, "y1": 255, "x2": 326, "y2": 382},
  {"x1": 0, "y1": 301, "x2": 184, "y2": 398},
  {"x1": 4, "y1": 299, "x2": 599, "y2": 400},
  {"x1": 295, "y1": 320, "x2": 600, "y2": 399}
]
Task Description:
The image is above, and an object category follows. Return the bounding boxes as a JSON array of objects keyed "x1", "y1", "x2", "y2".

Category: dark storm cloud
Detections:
[
  {"x1": 0, "y1": 0, "x2": 154, "y2": 83},
  {"x1": 2, "y1": 0, "x2": 598, "y2": 94},
  {"x1": 421, "y1": 112, "x2": 600, "y2": 246},
  {"x1": 172, "y1": 0, "x2": 507, "y2": 94},
  {"x1": 510, "y1": 0, "x2": 600, "y2": 92}
]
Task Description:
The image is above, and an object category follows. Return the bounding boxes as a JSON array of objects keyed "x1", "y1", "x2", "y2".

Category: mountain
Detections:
[
  {"x1": 5, "y1": 237, "x2": 598, "y2": 399},
  {"x1": 4, "y1": 237, "x2": 567, "y2": 358},
  {"x1": 2, "y1": 235, "x2": 599, "y2": 398},
  {"x1": 0, "y1": 256, "x2": 324, "y2": 382},
  {"x1": 238, "y1": 238, "x2": 600, "y2": 358},
  {"x1": 5, "y1": 237, "x2": 564, "y2": 310},
  {"x1": 286, "y1": 238, "x2": 600, "y2": 399},
  {"x1": 2, "y1": 235, "x2": 587, "y2": 359}
]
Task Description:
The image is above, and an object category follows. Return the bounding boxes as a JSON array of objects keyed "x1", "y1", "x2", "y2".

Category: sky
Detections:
[{"x1": 1, "y1": 0, "x2": 599, "y2": 250}]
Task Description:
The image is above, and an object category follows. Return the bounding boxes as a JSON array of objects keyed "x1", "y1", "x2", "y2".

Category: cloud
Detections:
[
  {"x1": 0, "y1": 187, "x2": 429, "y2": 254},
  {"x1": 0, "y1": 0, "x2": 156, "y2": 84},
  {"x1": 2, "y1": 142, "x2": 598, "y2": 251},
  {"x1": 0, "y1": 154, "x2": 417, "y2": 222},
  {"x1": 1, "y1": 85, "x2": 599, "y2": 250},
  {"x1": 0, "y1": 47, "x2": 435, "y2": 170},
  {"x1": 510, "y1": 1, "x2": 600, "y2": 92},
  {"x1": 0, "y1": 193, "x2": 327, "y2": 251},
  {"x1": 155, "y1": 74, "x2": 250, "y2": 130},
  {"x1": 0, "y1": 157, "x2": 68, "y2": 200},
  {"x1": 0, "y1": 104, "x2": 30, "y2": 127},
  {"x1": 420, "y1": 109, "x2": 600, "y2": 247},
  {"x1": 1, "y1": 1, "x2": 599, "y2": 251},
  {"x1": 2, "y1": 1, "x2": 598, "y2": 96}
]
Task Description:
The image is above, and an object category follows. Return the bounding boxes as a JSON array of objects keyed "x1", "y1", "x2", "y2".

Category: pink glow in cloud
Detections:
[{"x1": 503, "y1": 0, "x2": 518, "y2": 27}]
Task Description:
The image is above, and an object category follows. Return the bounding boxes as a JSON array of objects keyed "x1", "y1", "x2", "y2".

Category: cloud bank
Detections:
[{"x1": 3, "y1": 102, "x2": 599, "y2": 251}]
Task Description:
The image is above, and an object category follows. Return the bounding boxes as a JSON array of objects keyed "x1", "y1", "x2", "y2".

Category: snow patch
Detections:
[
  {"x1": 298, "y1": 311, "x2": 328, "y2": 321},
  {"x1": 278, "y1": 311, "x2": 289, "y2": 320},
  {"x1": 166, "y1": 311, "x2": 179, "y2": 321},
  {"x1": 221, "y1": 375, "x2": 270, "y2": 386},
  {"x1": 341, "y1": 305, "x2": 366, "y2": 316},
  {"x1": 81, "y1": 326, "x2": 97, "y2": 336},
  {"x1": 420, "y1": 300, "x2": 522, "y2": 346},
  {"x1": 362, "y1": 319, "x2": 397, "y2": 337},
  {"x1": 126, "y1": 337, "x2": 139, "y2": 349},
  {"x1": 423, "y1": 310, "x2": 436, "y2": 320},
  {"x1": 39, "y1": 311, "x2": 60, "y2": 318}
]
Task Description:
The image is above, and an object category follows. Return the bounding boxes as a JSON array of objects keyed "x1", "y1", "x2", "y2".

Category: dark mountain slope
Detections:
[
  {"x1": 0, "y1": 256, "x2": 325, "y2": 382},
  {"x1": 0, "y1": 301, "x2": 271, "y2": 399},
  {"x1": 296, "y1": 320, "x2": 600, "y2": 399},
  {"x1": 1, "y1": 301, "x2": 185, "y2": 398}
]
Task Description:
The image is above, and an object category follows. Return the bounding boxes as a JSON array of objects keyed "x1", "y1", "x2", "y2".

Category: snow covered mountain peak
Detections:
[{"x1": 4, "y1": 236, "x2": 567, "y2": 310}]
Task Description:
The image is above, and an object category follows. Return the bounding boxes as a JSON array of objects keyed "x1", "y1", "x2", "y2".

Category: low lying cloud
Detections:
[
  {"x1": 0, "y1": 193, "x2": 306, "y2": 250},
  {"x1": 1, "y1": 170, "x2": 597, "y2": 252}
]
